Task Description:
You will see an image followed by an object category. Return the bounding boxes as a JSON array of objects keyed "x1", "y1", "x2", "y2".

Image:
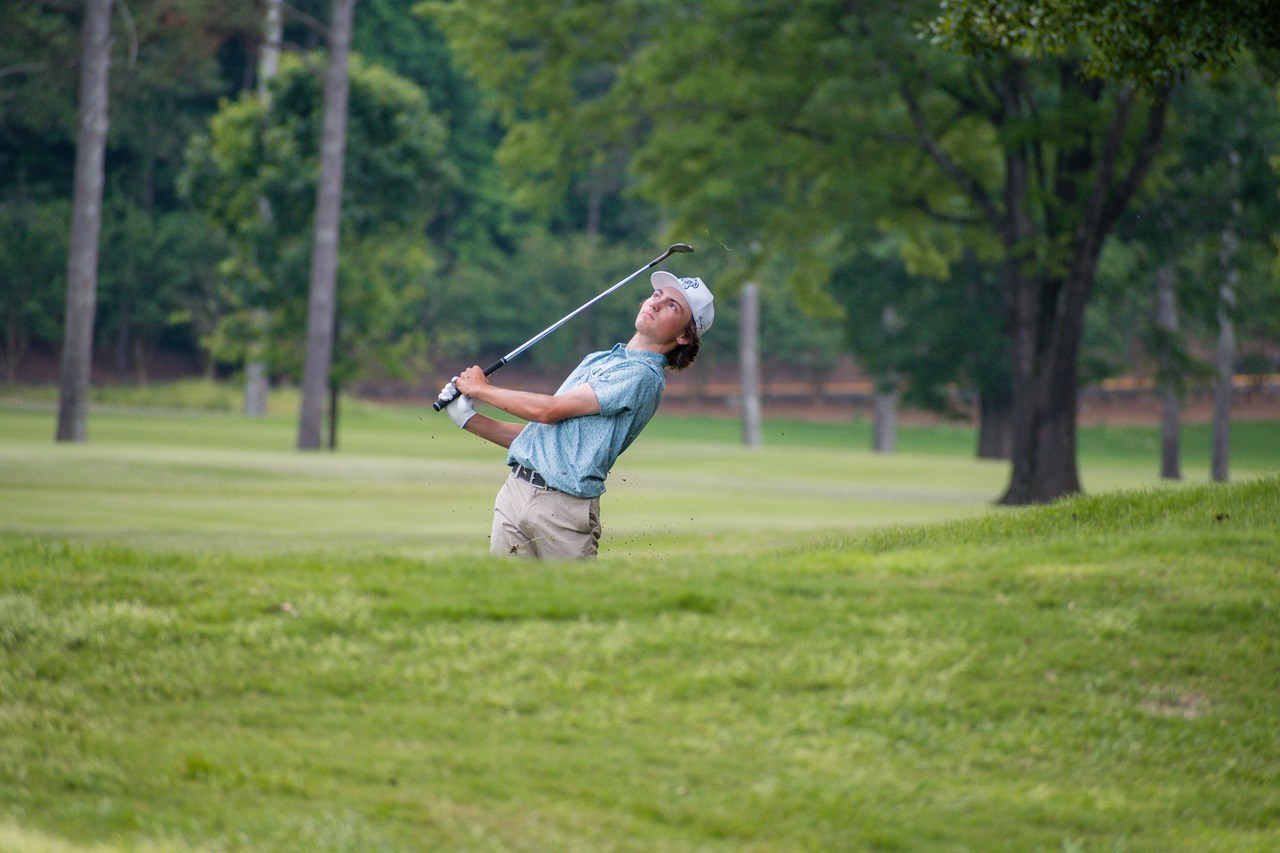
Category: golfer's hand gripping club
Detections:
[
  {"x1": 433, "y1": 359, "x2": 504, "y2": 412},
  {"x1": 432, "y1": 242, "x2": 694, "y2": 414},
  {"x1": 437, "y1": 376, "x2": 477, "y2": 428}
]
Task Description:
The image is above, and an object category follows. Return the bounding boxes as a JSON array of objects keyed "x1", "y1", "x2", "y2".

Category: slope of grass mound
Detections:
[{"x1": 1, "y1": 478, "x2": 1276, "y2": 851}]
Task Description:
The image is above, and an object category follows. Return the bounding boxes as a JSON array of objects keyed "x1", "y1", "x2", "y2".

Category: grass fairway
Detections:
[
  {"x1": 1, "y1": 396, "x2": 1279, "y2": 850},
  {"x1": 3, "y1": 395, "x2": 1277, "y2": 558}
]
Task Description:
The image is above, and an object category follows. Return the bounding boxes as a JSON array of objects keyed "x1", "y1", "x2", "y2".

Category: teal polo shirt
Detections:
[{"x1": 506, "y1": 344, "x2": 667, "y2": 498}]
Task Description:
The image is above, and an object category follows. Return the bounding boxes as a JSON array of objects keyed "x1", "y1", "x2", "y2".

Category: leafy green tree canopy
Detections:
[
  {"x1": 182, "y1": 51, "x2": 453, "y2": 241},
  {"x1": 928, "y1": 0, "x2": 1280, "y2": 87},
  {"x1": 179, "y1": 51, "x2": 454, "y2": 379}
]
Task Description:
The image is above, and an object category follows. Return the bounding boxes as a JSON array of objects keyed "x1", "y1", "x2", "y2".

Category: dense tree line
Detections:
[
  {"x1": 2, "y1": 0, "x2": 1278, "y2": 500},
  {"x1": 2, "y1": 1, "x2": 827, "y2": 380}
]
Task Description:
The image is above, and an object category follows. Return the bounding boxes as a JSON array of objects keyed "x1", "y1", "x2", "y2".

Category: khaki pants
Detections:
[{"x1": 491, "y1": 472, "x2": 602, "y2": 560}]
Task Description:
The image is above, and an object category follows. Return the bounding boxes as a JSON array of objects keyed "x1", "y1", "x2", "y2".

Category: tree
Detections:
[
  {"x1": 181, "y1": 50, "x2": 452, "y2": 433},
  {"x1": 927, "y1": 0, "x2": 1280, "y2": 88},
  {"x1": 425, "y1": 1, "x2": 1176, "y2": 502},
  {"x1": 244, "y1": 0, "x2": 284, "y2": 416},
  {"x1": 418, "y1": 0, "x2": 660, "y2": 241},
  {"x1": 1097, "y1": 59, "x2": 1280, "y2": 482},
  {"x1": 1, "y1": 2, "x2": 82, "y2": 204},
  {"x1": 0, "y1": 199, "x2": 68, "y2": 381},
  {"x1": 831, "y1": 248, "x2": 1010, "y2": 457},
  {"x1": 297, "y1": 0, "x2": 356, "y2": 450},
  {"x1": 96, "y1": 202, "x2": 228, "y2": 382},
  {"x1": 1154, "y1": 264, "x2": 1180, "y2": 480},
  {"x1": 360, "y1": 0, "x2": 516, "y2": 266},
  {"x1": 2, "y1": 0, "x2": 260, "y2": 394},
  {"x1": 962, "y1": 63, "x2": 1167, "y2": 503},
  {"x1": 621, "y1": 2, "x2": 1168, "y2": 503},
  {"x1": 56, "y1": 0, "x2": 114, "y2": 443},
  {"x1": 929, "y1": 3, "x2": 1280, "y2": 488}
]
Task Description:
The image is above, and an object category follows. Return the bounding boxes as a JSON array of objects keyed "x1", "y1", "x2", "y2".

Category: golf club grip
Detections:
[{"x1": 432, "y1": 358, "x2": 506, "y2": 411}]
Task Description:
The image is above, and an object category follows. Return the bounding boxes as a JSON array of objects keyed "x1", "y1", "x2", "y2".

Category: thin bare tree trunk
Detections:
[
  {"x1": 56, "y1": 0, "x2": 114, "y2": 443},
  {"x1": 1155, "y1": 264, "x2": 1181, "y2": 480},
  {"x1": 297, "y1": 0, "x2": 355, "y2": 450},
  {"x1": 258, "y1": 0, "x2": 282, "y2": 102},
  {"x1": 244, "y1": 361, "x2": 268, "y2": 415},
  {"x1": 1212, "y1": 179, "x2": 1240, "y2": 483},
  {"x1": 739, "y1": 283, "x2": 762, "y2": 448},
  {"x1": 1212, "y1": 286, "x2": 1235, "y2": 483},
  {"x1": 245, "y1": 0, "x2": 282, "y2": 416},
  {"x1": 872, "y1": 378, "x2": 898, "y2": 454}
]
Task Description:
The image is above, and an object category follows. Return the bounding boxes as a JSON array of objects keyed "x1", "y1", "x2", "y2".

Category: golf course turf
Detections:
[{"x1": 1, "y1": 393, "x2": 1277, "y2": 851}]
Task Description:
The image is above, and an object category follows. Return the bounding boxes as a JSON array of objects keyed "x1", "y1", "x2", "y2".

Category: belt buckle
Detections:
[{"x1": 518, "y1": 464, "x2": 551, "y2": 490}]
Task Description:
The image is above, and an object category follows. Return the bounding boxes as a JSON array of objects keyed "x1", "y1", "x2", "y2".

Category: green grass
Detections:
[
  {"x1": 3, "y1": 391, "x2": 1277, "y2": 559},
  {"x1": 1, "y1": 390, "x2": 1278, "y2": 850},
  {"x1": 0, "y1": 380, "x2": 300, "y2": 416}
]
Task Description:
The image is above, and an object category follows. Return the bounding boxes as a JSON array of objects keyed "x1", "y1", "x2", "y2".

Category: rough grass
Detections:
[
  {"x1": 0, "y1": 480, "x2": 1276, "y2": 850},
  {"x1": 1, "y1": 393, "x2": 1278, "y2": 850}
]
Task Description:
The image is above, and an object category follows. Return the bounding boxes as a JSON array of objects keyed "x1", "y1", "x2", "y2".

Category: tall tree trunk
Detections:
[
  {"x1": 244, "y1": 361, "x2": 268, "y2": 415},
  {"x1": 872, "y1": 305, "x2": 902, "y2": 454},
  {"x1": 872, "y1": 375, "x2": 898, "y2": 454},
  {"x1": 997, "y1": 113, "x2": 1066, "y2": 503},
  {"x1": 976, "y1": 389, "x2": 1013, "y2": 460},
  {"x1": 1212, "y1": 282, "x2": 1235, "y2": 483},
  {"x1": 297, "y1": 0, "x2": 355, "y2": 450},
  {"x1": 245, "y1": 0, "x2": 283, "y2": 417},
  {"x1": 1212, "y1": 172, "x2": 1240, "y2": 484},
  {"x1": 739, "y1": 282, "x2": 763, "y2": 448},
  {"x1": 998, "y1": 79, "x2": 1167, "y2": 504},
  {"x1": 1001, "y1": 316, "x2": 1084, "y2": 504},
  {"x1": 1155, "y1": 264, "x2": 1181, "y2": 480},
  {"x1": 56, "y1": 0, "x2": 114, "y2": 443},
  {"x1": 258, "y1": 0, "x2": 282, "y2": 102}
]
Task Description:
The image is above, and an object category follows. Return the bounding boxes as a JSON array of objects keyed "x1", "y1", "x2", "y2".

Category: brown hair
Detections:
[{"x1": 665, "y1": 319, "x2": 700, "y2": 371}]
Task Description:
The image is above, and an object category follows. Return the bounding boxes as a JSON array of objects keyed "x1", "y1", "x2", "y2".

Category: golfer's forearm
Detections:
[
  {"x1": 464, "y1": 414, "x2": 524, "y2": 448},
  {"x1": 470, "y1": 386, "x2": 567, "y2": 424}
]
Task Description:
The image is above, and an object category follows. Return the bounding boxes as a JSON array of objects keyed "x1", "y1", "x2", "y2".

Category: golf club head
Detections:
[{"x1": 668, "y1": 243, "x2": 695, "y2": 254}]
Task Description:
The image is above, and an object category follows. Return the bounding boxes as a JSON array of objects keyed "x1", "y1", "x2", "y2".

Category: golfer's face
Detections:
[{"x1": 638, "y1": 287, "x2": 692, "y2": 342}]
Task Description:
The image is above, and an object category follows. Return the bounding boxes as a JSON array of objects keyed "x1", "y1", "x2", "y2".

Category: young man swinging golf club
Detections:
[{"x1": 437, "y1": 270, "x2": 713, "y2": 560}]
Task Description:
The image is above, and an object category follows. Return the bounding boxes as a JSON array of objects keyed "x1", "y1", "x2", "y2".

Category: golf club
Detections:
[{"x1": 434, "y1": 242, "x2": 695, "y2": 411}]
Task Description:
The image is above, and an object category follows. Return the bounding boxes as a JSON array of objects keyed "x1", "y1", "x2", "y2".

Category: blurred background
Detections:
[{"x1": 4, "y1": 0, "x2": 1279, "y2": 500}]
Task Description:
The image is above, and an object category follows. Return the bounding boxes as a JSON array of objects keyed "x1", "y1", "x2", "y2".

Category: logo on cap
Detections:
[{"x1": 651, "y1": 271, "x2": 714, "y2": 334}]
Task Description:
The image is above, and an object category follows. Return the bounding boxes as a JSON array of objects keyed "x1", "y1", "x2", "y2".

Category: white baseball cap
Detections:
[{"x1": 650, "y1": 271, "x2": 714, "y2": 334}]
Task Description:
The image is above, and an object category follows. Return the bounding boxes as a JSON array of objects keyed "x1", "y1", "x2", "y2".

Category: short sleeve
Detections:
[{"x1": 589, "y1": 361, "x2": 659, "y2": 417}]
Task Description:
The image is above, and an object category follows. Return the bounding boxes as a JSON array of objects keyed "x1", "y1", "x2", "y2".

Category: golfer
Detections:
[{"x1": 438, "y1": 271, "x2": 713, "y2": 559}]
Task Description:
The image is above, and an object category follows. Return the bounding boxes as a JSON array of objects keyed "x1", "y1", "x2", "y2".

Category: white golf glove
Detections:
[
  {"x1": 438, "y1": 378, "x2": 476, "y2": 429},
  {"x1": 435, "y1": 379, "x2": 460, "y2": 405}
]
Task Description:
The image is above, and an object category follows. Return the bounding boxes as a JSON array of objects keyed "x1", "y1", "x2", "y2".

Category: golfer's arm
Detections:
[
  {"x1": 469, "y1": 383, "x2": 600, "y2": 424},
  {"x1": 463, "y1": 413, "x2": 525, "y2": 449}
]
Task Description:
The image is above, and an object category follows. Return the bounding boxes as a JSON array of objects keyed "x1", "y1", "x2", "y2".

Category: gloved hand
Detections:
[
  {"x1": 438, "y1": 378, "x2": 476, "y2": 428},
  {"x1": 447, "y1": 393, "x2": 476, "y2": 429},
  {"x1": 435, "y1": 378, "x2": 459, "y2": 405}
]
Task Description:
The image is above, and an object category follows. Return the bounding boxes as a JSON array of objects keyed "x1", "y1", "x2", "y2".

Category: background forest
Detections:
[{"x1": 3, "y1": 0, "x2": 1280, "y2": 501}]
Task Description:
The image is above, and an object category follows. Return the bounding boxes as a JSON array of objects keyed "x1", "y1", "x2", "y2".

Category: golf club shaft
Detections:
[{"x1": 434, "y1": 243, "x2": 693, "y2": 411}]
